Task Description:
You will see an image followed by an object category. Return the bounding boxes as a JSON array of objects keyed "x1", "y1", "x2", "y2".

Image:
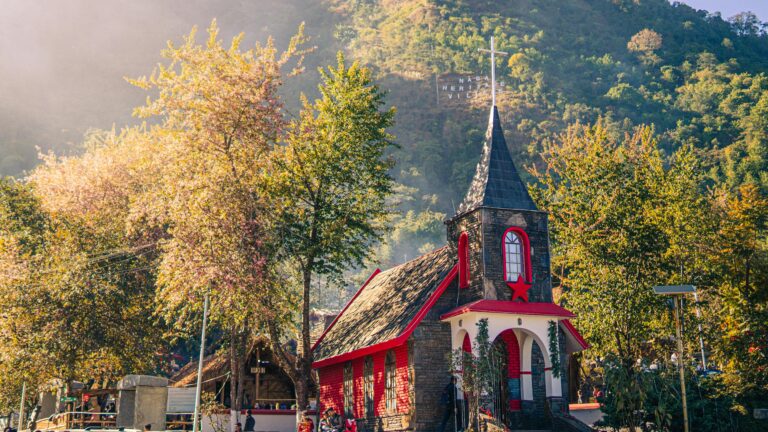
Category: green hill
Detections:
[{"x1": 323, "y1": 0, "x2": 768, "y2": 264}]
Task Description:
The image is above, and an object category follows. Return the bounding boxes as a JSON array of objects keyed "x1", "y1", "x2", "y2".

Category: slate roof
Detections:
[
  {"x1": 312, "y1": 246, "x2": 456, "y2": 364},
  {"x1": 456, "y1": 106, "x2": 537, "y2": 216}
]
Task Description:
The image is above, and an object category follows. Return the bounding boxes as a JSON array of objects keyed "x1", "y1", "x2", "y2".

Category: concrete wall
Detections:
[
  {"x1": 202, "y1": 411, "x2": 297, "y2": 432},
  {"x1": 116, "y1": 375, "x2": 168, "y2": 431},
  {"x1": 135, "y1": 386, "x2": 168, "y2": 430}
]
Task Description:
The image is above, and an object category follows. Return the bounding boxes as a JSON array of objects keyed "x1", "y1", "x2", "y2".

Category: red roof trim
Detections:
[
  {"x1": 560, "y1": 319, "x2": 590, "y2": 350},
  {"x1": 439, "y1": 299, "x2": 576, "y2": 320},
  {"x1": 312, "y1": 265, "x2": 459, "y2": 368},
  {"x1": 311, "y1": 269, "x2": 382, "y2": 352}
]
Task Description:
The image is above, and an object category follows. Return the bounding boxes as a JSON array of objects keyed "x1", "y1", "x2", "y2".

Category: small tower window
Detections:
[
  {"x1": 458, "y1": 232, "x2": 470, "y2": 289},
  {"x1": 385, "y1": 350, "x2": 397, "y2": 412},
  {"x1": 504, "y1": 231, "x2": 524, "y2": 282}
]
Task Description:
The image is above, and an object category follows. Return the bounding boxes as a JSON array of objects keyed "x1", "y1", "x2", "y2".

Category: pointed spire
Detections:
[{"x1": 455, "y1": 106, "x2": 537, "y2": 216}]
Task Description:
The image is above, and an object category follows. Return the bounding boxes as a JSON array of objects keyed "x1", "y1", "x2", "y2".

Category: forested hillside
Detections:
[
  {"x1": 326, "y1": 0, "x2": 768, "y2": 266},
  {"x1": 2, "y1": 0, "x2": 768, "y2": 266}
]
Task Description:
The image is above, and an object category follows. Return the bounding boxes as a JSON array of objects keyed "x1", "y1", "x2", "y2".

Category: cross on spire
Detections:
[{"x1": 478, "y1": 36, "x2": 508, "y2": 107}]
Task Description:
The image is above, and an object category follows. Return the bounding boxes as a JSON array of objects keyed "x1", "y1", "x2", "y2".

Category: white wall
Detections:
[{"x1": 202, "y1": 411, "x2": 297, "y2": 432}]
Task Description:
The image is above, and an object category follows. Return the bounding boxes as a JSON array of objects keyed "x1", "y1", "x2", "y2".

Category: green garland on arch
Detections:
[{"x1": 548, "y1": 320, "x2": 562, "y2": 378}]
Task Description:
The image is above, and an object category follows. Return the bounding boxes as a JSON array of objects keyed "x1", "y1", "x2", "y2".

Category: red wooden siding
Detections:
[
  {"x1": 319, "y1": 363, "x2": 344, "y2": 415},
  {"x1": 319, "y1": 341, "x2": 411, "y2": 419},
  {"x1": 353, "y1": 357, "x2": 364, "y2": 418},
  {"x1": 394, "y1": 343, "x2": 410, "y2": 414}
]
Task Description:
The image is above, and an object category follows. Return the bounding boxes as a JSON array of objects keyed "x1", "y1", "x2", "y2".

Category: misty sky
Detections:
[
  {"x1": 0, "y1": 0, "x2": 765, "y2": 176},
  {"x1": 0, "y1": 0, "x2": 329, "y2": 174},
  {"x1": 680, "y1": 0, "x2": 768, "y2": 21}
]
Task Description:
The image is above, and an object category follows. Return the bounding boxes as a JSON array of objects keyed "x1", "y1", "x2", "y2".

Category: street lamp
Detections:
[
  {"x1": 193, "y1": 291, "x2": 211, "y2": 432},
  {"x1": 653, "y1": 285, "x2": 695, "y2": 432}
]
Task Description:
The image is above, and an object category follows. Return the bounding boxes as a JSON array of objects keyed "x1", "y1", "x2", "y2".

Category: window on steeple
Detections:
[
  {"x1": 504, "y1": 231, "x2": 524, "y2": 282},
  {"x1": 502, "y1": 227, "x2": 533, "y2": 301}
]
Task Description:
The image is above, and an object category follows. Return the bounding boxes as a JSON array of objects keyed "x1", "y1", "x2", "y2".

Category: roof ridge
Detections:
[{"x1": 380, "y1": 244, "x2": 450, "y2": 273}]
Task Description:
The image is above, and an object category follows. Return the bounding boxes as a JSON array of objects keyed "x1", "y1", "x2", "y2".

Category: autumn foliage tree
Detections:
[
  {"x1": 126, "y1": 20, "x2": 310, "y2": 411},
  {"x1": 266, "y1": 52, "x2": 396, "y2": 411},
  {"x1": 627, "y1": 28, "x2": 663, "y2": 65}
]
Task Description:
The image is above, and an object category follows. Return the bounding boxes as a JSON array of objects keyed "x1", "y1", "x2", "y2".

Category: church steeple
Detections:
[{"x1": 455, "y1": 106, "x2": 537, "y2": 217}]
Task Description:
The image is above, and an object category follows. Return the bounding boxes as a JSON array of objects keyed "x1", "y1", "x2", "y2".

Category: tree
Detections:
[
  {"x1": 450, "y1": 319, "x2": 503, "y2": 432},
  {"x1": 0, "y1": 177, "x2": 162, "y2": 414},
  {"x1": 728, "y1": 12, "x2": 765, "y2": 37},
  {"x1": 127, "y1": 20, "x2": 310, "y2": 412},
  {"x1": 528, "y1": 123, "x2": 720, "y2": 430},
  {"x1": 710, "y1": 184, "x2": 768, "y2": 404},
  {"x1": 266, "y1": 52, "x2": 396, "y2": 411},
  {"x1": 530, "y1": 124, "x2": 668, "y2": 363},
  {"x1": 627, "y1": 29, "x2": 663, "y2": 65}
]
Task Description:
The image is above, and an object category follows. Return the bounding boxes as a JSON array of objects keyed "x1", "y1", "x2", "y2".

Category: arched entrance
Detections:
[{"x1": 492, "y1": 330, "x2": 521, "y2": 426}]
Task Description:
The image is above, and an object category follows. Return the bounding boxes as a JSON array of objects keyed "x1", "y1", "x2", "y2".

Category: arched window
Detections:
[
  {"x1": 502, "y1": 227, "x2": 532, "y2": 301},
  {"x1": 504, "y1": 230, "x2": 524, "y2": 282},
  {"x1": 458, "y1": 232, "x2": 470, "y2": 289},
  {"x1": 343, "y1": 361, "x2": 354, "y2": 418},
  {"x1": 385, "y1": 350, "x2": 397, "y2": 412},
  {"x1": 363, "y1": 356, "x2": 374, "y2": 417}
]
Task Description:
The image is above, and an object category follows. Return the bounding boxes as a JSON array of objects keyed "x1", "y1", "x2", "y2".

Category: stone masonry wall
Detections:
[
  {"x1": 527, "y1": 341, "x2": 549, "y2": 429},
  {"x1": 411, "y1": 279, "x2": 458, "y2": 431},
  {"x1": 446, "y1": 210, "x2": 484, "y2": 305},
  {"x1": 447, "y1": 208, "x2": 552, "y2": 304}
]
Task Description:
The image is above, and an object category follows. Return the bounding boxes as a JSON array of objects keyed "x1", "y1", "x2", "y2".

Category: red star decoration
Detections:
[{"x1": 508, "y1": 275, "x2": 531, "y2": 302}]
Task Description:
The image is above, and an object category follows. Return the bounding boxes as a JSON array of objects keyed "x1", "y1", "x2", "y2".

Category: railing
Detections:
[
  {"x1": 35, "y1": 412, "x2": 117, "y2": 432},
  {"x1": 166, "y1": 413, "x2": 195, "y2": 431},
  {"x1": 240, "y1": 399, "x2": 297, "y2": 411}
]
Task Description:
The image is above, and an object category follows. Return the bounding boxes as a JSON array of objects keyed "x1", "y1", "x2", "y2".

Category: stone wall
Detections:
[
  {"x1": 411, "y1": 281, "x2": 457, "y2": 431},
  {"x1": 527, "y1": 341, "x2": 549, "y2": 430},
  {"x1": 447, "y1": 208, "x2": 553, "y2": 304}
]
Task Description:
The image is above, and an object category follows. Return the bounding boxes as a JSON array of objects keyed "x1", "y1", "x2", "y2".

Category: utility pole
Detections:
[
  {"x1": 673, "y1": 296, "x2": 690, "y2": 432},
  {"x1": 193, "y1": 291, "x2": 211, "y2": 432},
  {"x1": 17, "y1": 382, "x2": 26, "y2": 432},
  {"x1": 654, "y1": 285, "x2": 693, "y2": 432}
]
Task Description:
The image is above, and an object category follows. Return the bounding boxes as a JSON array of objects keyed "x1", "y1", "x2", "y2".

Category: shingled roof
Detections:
[
  {"x1": 456, "y1": 106, "x2": 537, "y2": 216},
  {"x1": 312, "y1": 246, "x2": 456, "y2": 366}
]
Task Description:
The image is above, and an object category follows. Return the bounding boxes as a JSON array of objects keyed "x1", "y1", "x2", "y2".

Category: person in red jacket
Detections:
[{"x1": 298, "y1": 413, "x2": 314, "y2": 432}]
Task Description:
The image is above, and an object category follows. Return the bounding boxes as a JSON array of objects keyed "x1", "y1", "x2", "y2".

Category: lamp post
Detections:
[
  {"x1": 17, "y1": 382, "x2": 26, "y2": 432},
  {"x1": 654, "y1": 285, "x2": 695, "y2": 432},
  {"x1": 193, "y1": 291, "x2": 211, "y2": 432}
]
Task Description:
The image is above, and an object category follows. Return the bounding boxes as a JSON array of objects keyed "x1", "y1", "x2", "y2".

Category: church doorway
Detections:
[{"x1": 491, "y1": 330, "x2": 521, "y2": 427}]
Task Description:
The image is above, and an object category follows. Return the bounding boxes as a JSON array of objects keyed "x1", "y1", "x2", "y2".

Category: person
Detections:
[
  {"x1": 234, "y1": 422, "x2": 242, "y2": 432},
  {"x1": 343, "y1": 415, "x2": 357, "y2": 432},
  {"x1": 439, "y1": 376, "x2": 458, "y2": 432},
  {"x1": 319, "y1": 408, "x2": 342, "y2": 432},
  {"x1": 592, "y1": 386, "x2": 603, "y2": 401},
  {"x1": 244, "y1": 410, "x2": 255, "y2": 432},
  {"x1": 297, "y1": 413, "x2": 314, "y2": 432},
  {"x1": 144, "y1": 424, "x2": 152, "y2": 432}
]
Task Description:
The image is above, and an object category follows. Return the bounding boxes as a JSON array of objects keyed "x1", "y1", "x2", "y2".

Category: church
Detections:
[{"x1": 311, "y1": 103, "x2": 588, "y2": 431}]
